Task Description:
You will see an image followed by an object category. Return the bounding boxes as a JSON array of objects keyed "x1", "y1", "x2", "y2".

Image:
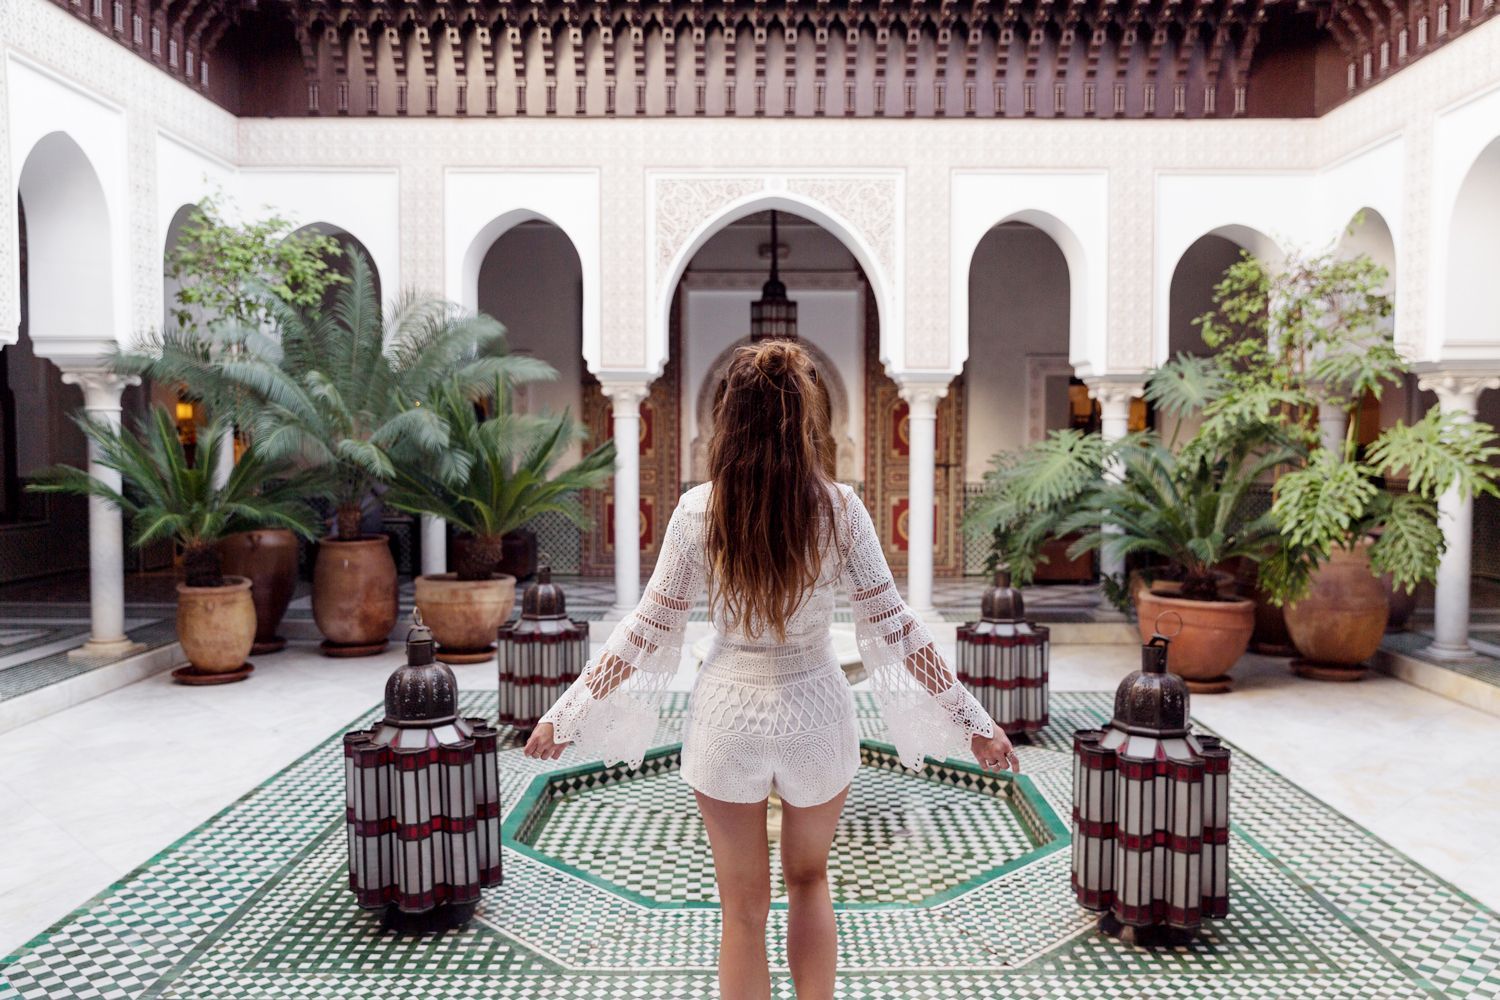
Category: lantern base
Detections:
[
  {"x1": 1097, "y1": 913, "x2": 1200, "y2": 947},
  {"x1": 320, "y1": 638, "x2": 389, "y2": 658},
  {"x1": 251, "y1": 637, "x2": 287, "y2": 654},
  {"x1": 1290, "y1": 659, "x2": 1367, "y2": 682},
  {"x1": 379, "y1": 901, "x2": 479, "y2": 934},
  {"x1": 437, "y1": 645, "x2": 496, "y2": 665},
  {"x1": 171, "y1": 662, "x2": 254, "y2": 685},
  {"x1": 1184, "y1": 675, "x2": 1233, "y2": 694}
]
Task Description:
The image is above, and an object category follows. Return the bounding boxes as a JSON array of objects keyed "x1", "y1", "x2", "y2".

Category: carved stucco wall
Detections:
[
  {"x1": 5, "y1": 0, "x2": 1500, "y2": 373},
  {"x1": 2, "y1": 0, "x2": 235, "y2": 349}
]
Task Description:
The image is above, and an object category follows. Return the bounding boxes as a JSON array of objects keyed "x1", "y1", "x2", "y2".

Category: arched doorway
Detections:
[
  {"x1": 473, "y1": 219, "x2": 601, "y2": 576},
  {"x1": 963, "y1": 220, "x2": 1083, "y2": 579}
]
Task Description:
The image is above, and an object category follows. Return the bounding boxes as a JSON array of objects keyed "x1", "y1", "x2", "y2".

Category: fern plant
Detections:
[
  {"x1": 384, "y1": 379, "x2": 617, "y2": 580},
  {"x1": 27, "y1": 408, "x2": 322, "y2": 586}
]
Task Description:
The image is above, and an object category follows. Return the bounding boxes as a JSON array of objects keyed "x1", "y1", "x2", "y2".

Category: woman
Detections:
[{"x1": 526, "y1": 340, "x2": 1017, "y2": 1000}]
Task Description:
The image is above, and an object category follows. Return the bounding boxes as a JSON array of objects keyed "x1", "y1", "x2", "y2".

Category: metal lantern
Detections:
[
  {"x1": 496, "y1": 566, "x2": 590, "y2": 728},
  {"x1": 1070, "y1": 630, "x2": 1231, "y2": 944},
  {"x1": 344, "y1": 612, "x2": 503, "y2": 931},
  {"x1": 956, "y1": 570, "x2": 1050, "y2": 737},
  {"x1": 749, "y1": 210, "x2": 798, "y2": 341}
]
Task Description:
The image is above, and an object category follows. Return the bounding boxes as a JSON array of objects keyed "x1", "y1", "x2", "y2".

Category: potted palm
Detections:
[
  {"x1": 387, "y1": 380, "x2": 615, "y2": 663},
  {"x1": 205, "y1": 252, "x2": 521, "y2": 656},
  {"x1": 967, "y1": 398, "x2": 1289, "y2": 692},
  {"x1": 118, "y1": 197, "x2": 347, "y2": 656},
  {"x1": 28, "y1": 408, "x2": 321, "y2": 682},
  {"x1": 1194, "y1": 241, "x2": 1500, "y2": 679}
]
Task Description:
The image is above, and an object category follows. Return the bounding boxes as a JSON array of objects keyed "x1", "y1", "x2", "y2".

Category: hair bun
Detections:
[{"x1": 753, "y1": 341, "x2": 795, "y2": 379}]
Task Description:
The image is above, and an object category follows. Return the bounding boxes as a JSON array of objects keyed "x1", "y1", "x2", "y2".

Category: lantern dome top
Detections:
[
  {"x1": 980, "y1": 569, "x2": 1025, "y2": 622},
  {"x1": 382, "y1": 611, "x2": 460, "y2": 726},
  {"x1": 1110, "y1": 633, "x2": 1190, "y2": 738},
  {"x1": 522, "y1": 566, "x2": 568, "y2": 620}
]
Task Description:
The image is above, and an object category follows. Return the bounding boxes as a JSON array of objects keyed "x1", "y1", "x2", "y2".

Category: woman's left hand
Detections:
[{"x1": 971, "y1": 731, "x2": 1020, "y2": 773}]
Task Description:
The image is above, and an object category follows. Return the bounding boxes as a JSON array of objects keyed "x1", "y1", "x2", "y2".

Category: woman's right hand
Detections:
[
  {"x1": 524, "y1": 722, "x2": 570, "y2": 760},
  {"x1": 971, "y1": 731, "x2": 1020, "y2": 773}
]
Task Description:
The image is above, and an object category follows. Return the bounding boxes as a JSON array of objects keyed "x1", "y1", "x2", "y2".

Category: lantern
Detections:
[
  {"x1": 344, "y1": 612, "x2": 502, "y2": 931},
  {"x1": 496, "y1": 566, "x2": 591, "y2": 728},
  {"x1": 955, "y1": 570, "x2": 1050, "y2": 738},
  {"x1": 1070, "y1": 630, "x2": 1231, "y2": 944}
]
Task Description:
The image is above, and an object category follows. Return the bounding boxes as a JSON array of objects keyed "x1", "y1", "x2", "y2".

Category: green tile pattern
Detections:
[{"x1": 0, "y1": 692, "x2": 1497, "y2": 999}]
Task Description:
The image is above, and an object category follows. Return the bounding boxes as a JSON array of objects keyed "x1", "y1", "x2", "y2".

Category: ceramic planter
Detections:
[
  {"x1": 1284, "y1": 543, "x2": 1388, "y2": 681},
  {"x1": 218, "y1": 529, "x2": 299, "y2": 654},
  {"x1": 413, "y1": 573, "x2": 517, "y2": 664},
  {"x1": 313, "y1": 535, "x2": 399, "y2": 656},
  {"x1": 175, "y1": 575, "x2": 256, "y2": 683},
  {"x1": 1133, "y1": 588, "x2": 1255, "y2": 693}
]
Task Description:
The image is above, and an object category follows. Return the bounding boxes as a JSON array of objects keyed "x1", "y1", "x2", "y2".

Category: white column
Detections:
[
  {"x1": 1316, "y1": 383, "x2": 1349, "y2": 454},
  {"x1": 898, "y1": 380, "x2": 949, "y2": 617},
  {"x1": 60, "y1": 370, "x2": 146, "y2": 659},
  {"x1": 420, "y1": 515, "x2": 447, "y2": 576},
  {"x1": 1088, "y1": 379, "x2": 1144, "y2": 584},
  {"x1": 1418, "y1": 373, "x2": 1499, "y2": 659},
  {"x1": 601, "y1": 381, "x2": 650, "y2": 617}
]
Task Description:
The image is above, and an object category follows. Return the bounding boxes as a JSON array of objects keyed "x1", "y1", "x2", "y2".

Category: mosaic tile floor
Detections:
[
  {"x1": 2, "y1": 690, "x2": 1497, "y2": 999},
  {"x1": 0, "y1": 618, "x2": 174, "y2": 704}
]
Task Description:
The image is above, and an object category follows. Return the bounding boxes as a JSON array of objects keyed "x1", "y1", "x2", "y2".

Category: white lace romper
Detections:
[{"x1": 538, "y1": 482, "x2": 996, "y2": 808}]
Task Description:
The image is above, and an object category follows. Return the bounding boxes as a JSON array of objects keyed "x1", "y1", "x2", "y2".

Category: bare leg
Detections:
[
  {"x1": 778, "y1": 785, "x2": 849, "y2": 1000},
  {"x1": 695, "y1": 791, "x2": 772, "y2": 1000}
]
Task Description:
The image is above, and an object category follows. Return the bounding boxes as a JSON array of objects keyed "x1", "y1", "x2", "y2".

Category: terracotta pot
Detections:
[
  {"x1": 1134, "y1": 588, "x2": 1255, "y2": 693},
  {"x1": 1284, "y1": 543, "x2": 1388, "y2": 681},
  {"x1": 413, "y1": 573, "x2": 518, "y2": 664},
  {"x1": 1381, "y1": 574, "x2": 1419, "y2": 633},
  {"x1": 176, "y1": 576, "x2": 256, "y2": 675},
  {"x1": 313, "y1": 535, "x2": 399, "y2": 656},
  {"x1": 219, "y1": 529, "x2": 299, "y2": 654}
]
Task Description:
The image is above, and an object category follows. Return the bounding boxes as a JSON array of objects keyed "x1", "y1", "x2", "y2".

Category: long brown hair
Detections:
[{"x1": 706, "y1": 341, "x2": 839, "y2": 640}]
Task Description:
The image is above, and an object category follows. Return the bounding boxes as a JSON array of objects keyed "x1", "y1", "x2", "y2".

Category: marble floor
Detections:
[{"x1": 1, "y1": 629, "x2": 1497, "y2": 970}]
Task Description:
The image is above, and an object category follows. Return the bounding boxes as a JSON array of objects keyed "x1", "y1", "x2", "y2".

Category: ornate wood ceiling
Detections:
[{"x1": 46, "y1": 0, "x2": 1499, "y2": 117}]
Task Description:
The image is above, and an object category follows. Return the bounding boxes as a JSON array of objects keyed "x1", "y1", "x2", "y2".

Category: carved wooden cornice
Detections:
[{"x1": 45, "y1": 0, "x2": 1498, "y2": 116}]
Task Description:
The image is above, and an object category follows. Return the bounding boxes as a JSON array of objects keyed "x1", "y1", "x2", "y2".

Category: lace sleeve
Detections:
[
  {"x1": 837, "y1": 489, "x2": 994, "y2": 770},
  {"x1": 537, "y1": 497, "x2": 705, "y2": 769}
]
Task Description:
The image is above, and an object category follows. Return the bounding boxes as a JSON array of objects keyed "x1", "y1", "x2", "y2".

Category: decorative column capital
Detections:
[
  {"x1": 59, "y1": 370, "x2": 141, "y2": 413},
  {"x1": 895, "y1": 377, "x2": 951, "y2": 420},
  {"x1": 598, "y1": 379, "x2": 652, "y2": 417},
  {"x1": 1417, "y1": 372, "x2": 1500, "y2": 415},
  {"x1": 1084, "y1": 377, "x2": 1145, "y2": 411}
]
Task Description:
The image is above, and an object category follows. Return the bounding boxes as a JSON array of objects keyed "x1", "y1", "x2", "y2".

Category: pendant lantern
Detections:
[
  {"x1": 496, "y1": 566, "x2": 591, "y2": 728},
  {"x1": 1070, "y1": 628, "x2": 1231, "y2": 944},
  {"x1": 750, "y1": 210, "x2": 798, "y2": 341},
  {"x1": 955, "y1": 570, "x2": 1050, "y2": 737},
  {"x1": 344, "y1": 612, "x2": 503, "y2": 930}
]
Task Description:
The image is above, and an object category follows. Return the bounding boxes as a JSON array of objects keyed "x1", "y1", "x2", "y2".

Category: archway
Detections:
[
  {"x1": 287, "y1": 222, "x2": 381, "y2": 308},
  {"x1": 474, "y1": 219, "x2": 598, "y2": 576},
  {"x1": 656, "y1": 192, "x2": 894, "y2": 375},
  {"x1": 14, "y1": 132, "x2": 115, "y2": 352},
  {"x1": 963, "y1": 219, "x2": 1088, "y2": 580},
  {"x1": 1447, "y1": 137, "x2": 1500, "y2": 350}
]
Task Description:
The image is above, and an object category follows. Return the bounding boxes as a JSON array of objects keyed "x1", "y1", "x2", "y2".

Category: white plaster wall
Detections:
[
  {"x1": 444, "y1": 169, "x2": 600, "y2": 369},
  {"x1": 236, "y1": 169, "x2": 401, "y2": 298},
  {"x1": 963, "y1": 225, "x2": 1075, "y2": 480},
  {"x1": 6, "y1": 54, "x2": 130, "y2": 357},
  {"x1": 680, "y1": 286, "x2": 865, "y2": 482},
  {"x1": 949, "y1": 171, "x2": 1108, "y2": 378}
]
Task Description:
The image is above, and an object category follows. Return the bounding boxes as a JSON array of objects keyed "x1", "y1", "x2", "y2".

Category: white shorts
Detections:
[{"x1": 679, "y1": 634, "x2": 861, "y2": 808}]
